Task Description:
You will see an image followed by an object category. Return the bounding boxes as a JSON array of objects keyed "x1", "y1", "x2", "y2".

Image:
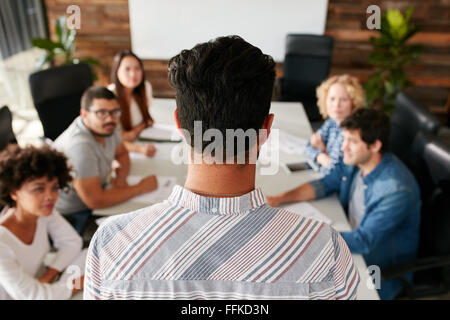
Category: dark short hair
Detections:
[
  {"x1": 168, "y1": 35, "x2": 276, "y2": 153},
  {"x1": 0, "y1": 145, "x2": 72, "y2": 207},
  {"x1": 340, "y1": 108, "x2": 390, "y2": 154},
  {"x1": 81, "y1": 86, "x2": 117, "y2": 111}
]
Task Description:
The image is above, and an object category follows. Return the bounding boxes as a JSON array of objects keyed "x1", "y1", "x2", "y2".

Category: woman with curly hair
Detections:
[
  {"x1": 108, "y1": 50, "x2": 157, "y2": 157},
  {"x1": 0, "y1": 145, "x2": 85, "y2": 300},
  {"x1": 304, "y1": 74, "x2": 365, "y2": 175}
]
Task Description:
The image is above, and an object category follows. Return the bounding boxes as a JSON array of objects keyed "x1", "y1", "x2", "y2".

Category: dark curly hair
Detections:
[{"x1": 0, "y1": 145, "x2": 72, "y2": 207}]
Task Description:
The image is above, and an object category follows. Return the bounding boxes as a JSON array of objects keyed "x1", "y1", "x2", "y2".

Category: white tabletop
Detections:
[{"x1": 91, "y1": 98, "x2": 379, "y2": 300}]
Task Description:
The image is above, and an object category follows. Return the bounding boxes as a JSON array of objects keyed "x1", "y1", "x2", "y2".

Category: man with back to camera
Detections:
[
  {"x1": 54, "y1": 86, "x2": 158, "y2": 234},
  {"x1": 84, "y1": 36, "x2": 359, "y2": 300},
  {"x1": 267, "y1": 108, "x2": 421, "y2": 300}
]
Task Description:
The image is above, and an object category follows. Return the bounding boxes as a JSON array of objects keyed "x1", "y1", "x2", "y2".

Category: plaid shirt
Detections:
[{"x1": 305, "y1": 118, "x2": 343, "y2": 175}]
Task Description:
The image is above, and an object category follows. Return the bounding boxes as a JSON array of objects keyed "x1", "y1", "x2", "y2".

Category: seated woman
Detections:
[
  {"x1": 0, "y1": 145, "x2": 86, "y2": 300},
  {"x1": 304, "y1": 74, "x2": 365, "y2": 175},
  {"x1": 108, "y1": 50, "x2": 157, "y2": 157}
]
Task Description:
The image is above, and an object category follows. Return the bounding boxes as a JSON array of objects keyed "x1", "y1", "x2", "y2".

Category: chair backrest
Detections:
[
  {"x1": 281, "y1": 34, "x2": 334, "y2": 122},
  {"x1": 0, "y1": 105, "x2": 17, "y2": 150},
  {"x1": 283, "y1": 34, "x2": 333, "y2": 85},
  {"x1": 389, "y1": 92, "x2": 440, "y2": 166},
  {"x1": 418, "y1": 136, "x2": 450, "y2": 257},
  {"x1": 29, "y1": 63, "x2": 93, "y2": 141}
]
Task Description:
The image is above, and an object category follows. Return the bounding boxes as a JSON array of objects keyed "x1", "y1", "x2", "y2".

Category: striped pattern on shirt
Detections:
[{"x1": 84, "y1": 185, "x2": 359, "y2": 300}]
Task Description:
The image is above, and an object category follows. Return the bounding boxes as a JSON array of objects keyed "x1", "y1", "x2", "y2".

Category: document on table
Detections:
[
  {"x1": 277, "y1": 129, "x2": 308, "y2": 155},
  {"x1": 139, "y1": 123, "x2": 182, "y2": 142},
  {"x1": 129, "y1": 142, "x2": 183, "y2": 161},
  {"x1": 97, "y1": 176, "x2": 177, "y2": 225},
  {"x1": 257, "y1": 129, "x2": 308, "y2": 165},
  {"x1": 280, "y1": 202, "x2": 332, "y2": 224}
]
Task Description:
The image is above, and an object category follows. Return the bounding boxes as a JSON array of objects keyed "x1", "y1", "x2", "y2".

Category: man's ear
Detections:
[
  {"x1": 80, "y1": 108, "x2": 87, "y2": 119},
  {"x1": 173, "y1": 108, "x2": 185, "y2": 137},
  {"x1": 370, "y1": 139, "x2": 383, "y2": 154},
  {"x1": 259, "y1": 113, "x2": 274, "y2": 145}
]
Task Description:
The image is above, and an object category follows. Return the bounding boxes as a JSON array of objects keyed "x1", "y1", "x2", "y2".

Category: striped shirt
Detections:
[
  {"x1": 304, "y1": 118, "x2": 344, "y2": 175},
  {"x1": 84, "y1": 185, "x2": 359, "y2": 300}
]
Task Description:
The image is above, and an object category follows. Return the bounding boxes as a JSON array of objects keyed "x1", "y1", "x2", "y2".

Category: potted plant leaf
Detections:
[
  {"x1": 364, "y1": 6, "x2": 423, "y2": 115},
  {"x1": 31, "y1": 16, "x2": 100, "y2": 80}
]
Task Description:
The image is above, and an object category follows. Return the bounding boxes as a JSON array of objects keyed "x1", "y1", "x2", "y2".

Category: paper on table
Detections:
[
  {"x1": 257, "y1": 129, "x2": 307, "y2": 166},
  {"x1": 127, "y1": 175, "x2": 176, "y2": 204},
  {"x1": 280, "y1": 202, "x2": 332, "y2": 224},
  {"x1": 257, "y1": 142, "x2": 277, "y2": 166},
  {"x1": 129, "y1": 142, "x2": 183, "y2": 161},
  {"x1": 278, "y1": 130, "x2": 308, "y2": 155},
  {"x1": 139, "y1": 123, "x2": 182, "y2": 142}
]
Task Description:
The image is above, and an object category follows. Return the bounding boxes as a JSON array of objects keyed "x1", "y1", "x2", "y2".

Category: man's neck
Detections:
[
  {"x1": 359, "y1": 153, "x2": 383, "y2": 177},
  {"x1": 184, "y1": 163, "x2": 256, "y2": 198}
]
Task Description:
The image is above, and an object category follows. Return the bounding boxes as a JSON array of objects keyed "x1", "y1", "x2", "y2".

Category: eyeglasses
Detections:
[{"x1": 88, "y1": 108, "x2": 122, "y2": 120}]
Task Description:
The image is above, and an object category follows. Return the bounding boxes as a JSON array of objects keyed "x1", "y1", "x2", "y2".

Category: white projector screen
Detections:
[{"x1": 129, "y1": 0, "x2": 329, "y2": 62}]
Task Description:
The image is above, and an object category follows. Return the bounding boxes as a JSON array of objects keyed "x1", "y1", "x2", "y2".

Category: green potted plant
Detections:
[
  {"x1": 31, "y1": 16, "x2": 100, "y2": 80},
  {"x1": 364, "y1": 7, "x2": 423, "y2": 115}
]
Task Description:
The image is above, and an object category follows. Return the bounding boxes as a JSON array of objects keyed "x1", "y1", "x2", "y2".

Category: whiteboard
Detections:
[{"x1": 129, "y1": 0, "x2": 329, "y2": 62}]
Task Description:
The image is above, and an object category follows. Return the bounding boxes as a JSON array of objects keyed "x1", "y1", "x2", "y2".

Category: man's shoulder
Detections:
[
  {"x1": 93, "y1": 201, "x2": 173, "y2": 247},
  {"x1": 275, "y1": 206, "x2": 335, "y2": 244},
  {"x1": 54, "y1": 119, "x2": 93, "y2": 150},
  {"x1": 376, "y1": 153, "x2": 419, "y2": 192}
]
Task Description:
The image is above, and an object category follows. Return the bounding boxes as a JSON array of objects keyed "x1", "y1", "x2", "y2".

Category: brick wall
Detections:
[
  {"x1": 44, "y1": 0, "x2": 131, "y2": 85},
  {"x1": 44, "y1": 0, "x2": 450, "y2": 122},
  {"x1": 325, "y1": 0, "x2": 450, "y2": 122}
]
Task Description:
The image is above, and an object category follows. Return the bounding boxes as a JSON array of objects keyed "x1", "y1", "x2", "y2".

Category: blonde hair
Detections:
[{"x1": 316, "y1": 74, "x2": 365, "y2": 119}]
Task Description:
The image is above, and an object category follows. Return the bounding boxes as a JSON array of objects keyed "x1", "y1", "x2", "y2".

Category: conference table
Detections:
[{"x1": 91, "y1": 98, "x2": 380, "y2": 300}]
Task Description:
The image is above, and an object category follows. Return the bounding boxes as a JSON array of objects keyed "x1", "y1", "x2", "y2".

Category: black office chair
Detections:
[
  {"x1": 277, "y1": 34, "x2": 334, "y2": 124},
  {"x1": 29, "y1": 63, "x2": 93, "y2": 141},
  {"x1": 382, "y1": 135, "x2": 450, "y2": 299},
  {"x1": 388, "y1": 92, "x2": 440, "y2": 168},
  {"x1": 0, "y1": 105, "x2": 18, "y2": 150}
]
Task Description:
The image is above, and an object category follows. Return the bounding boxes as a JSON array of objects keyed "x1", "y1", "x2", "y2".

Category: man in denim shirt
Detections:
[{"x1": 267, "y1": 109, "x2": 421, "y2": 300}]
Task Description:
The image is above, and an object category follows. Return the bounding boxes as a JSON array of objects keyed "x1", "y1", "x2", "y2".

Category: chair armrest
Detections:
[{"x1": 382, "y1": 255, "x2": 450, "y2": 280}]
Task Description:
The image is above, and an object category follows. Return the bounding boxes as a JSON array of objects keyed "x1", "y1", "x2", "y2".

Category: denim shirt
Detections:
[
  {"x1": 310, "y1": 153, "x2": 421, "y2": 299},
  {"x1": 304, "y1": 118, "x2": 343, "y2": 175}
]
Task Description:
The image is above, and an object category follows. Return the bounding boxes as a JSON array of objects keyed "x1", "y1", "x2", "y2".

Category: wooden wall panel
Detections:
[
  {"x1": 44, "y1": 0, "x2": 450, "y2": 123},
  {"x1": 325, "y1": 0, "x2": 450, "y2": 123}
]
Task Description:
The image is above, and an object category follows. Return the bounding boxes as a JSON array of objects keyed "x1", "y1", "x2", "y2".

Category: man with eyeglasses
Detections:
[{"x1": 54, "y1": 86, "x2": 158, "y2": 235}]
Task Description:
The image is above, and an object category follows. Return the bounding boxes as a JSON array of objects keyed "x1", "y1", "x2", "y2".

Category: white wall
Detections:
[{"x1": 129, "y1": 0, "x2": 328, "y2": 62}]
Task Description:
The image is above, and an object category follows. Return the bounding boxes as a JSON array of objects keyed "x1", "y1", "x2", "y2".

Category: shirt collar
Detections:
[
  {"x1": 168, "y1": 185, "x2": 266, "y2": 215},
  {"x1": 361, "y1": 153, "x2": 393, "y2": 184},
  {"x1": 328, "y1": 117, "x2": 341, "y2": 129}
]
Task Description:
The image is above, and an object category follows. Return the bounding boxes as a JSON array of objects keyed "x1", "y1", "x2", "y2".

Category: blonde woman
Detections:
[{"x1": 304, "y1": 74, "x2": 365, "y2": 174}]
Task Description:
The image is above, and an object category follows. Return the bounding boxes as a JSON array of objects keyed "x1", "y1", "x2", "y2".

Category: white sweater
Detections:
[{"x1": 0, "y1": 209, "x2": 83, "y2": 300}]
